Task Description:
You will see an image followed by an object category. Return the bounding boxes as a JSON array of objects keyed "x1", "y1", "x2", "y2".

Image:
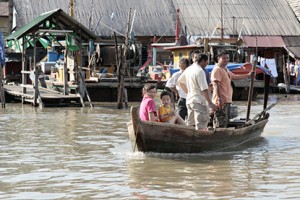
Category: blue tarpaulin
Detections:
[{"x1": 0, "y1": 32, "x2": 5, "y2": 66}]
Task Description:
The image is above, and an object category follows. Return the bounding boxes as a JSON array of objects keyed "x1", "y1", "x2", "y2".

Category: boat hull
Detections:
[{"x1": 128, "y1": 107, "x2": 268, "y2": 153}]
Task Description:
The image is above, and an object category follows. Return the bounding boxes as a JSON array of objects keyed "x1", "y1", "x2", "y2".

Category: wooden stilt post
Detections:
[
  {"x1": 114, "y1": 31, "x2": 120, "y2": 81},
  {"x1": 38, "y1": 91, "x2": 44, "y2": 109},
  {"x1": 0, "y1": 32, "x2": 6, "y2": 108},
  {"x1": 117, "y1": 8, "x2": 132, "y2": 109},
  {"x1": 0, "y1": 64, "x2": 5, "y2": 108},
  {"x1": 124, "y1": 88, "x2": 128, "y2": 109},
  {"x1": 21, "y1": 36, "x2": 27, "y2": 104},
  {"x1": 63, "y1": 48, "x2": 69, "y2": 95},
  {"x1": 33, "y1": 32, "x2": 39, "y2": 107},
  {"x1": 79, "y1": 72, "x2": 93, "y2": 108},
  {"x1": 282, "y1": 55, "x2": 290, "y2": 93}
]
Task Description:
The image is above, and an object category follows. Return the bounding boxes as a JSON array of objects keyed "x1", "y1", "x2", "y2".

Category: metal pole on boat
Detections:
[
  {"x1": 263, "y1": 74, "x2": 271, "y2": 110},
  {"x1": 246, "y1": 57, "x2": 257, "y2": 121},
  {"x1": 246, "y1": 37, "x2": 258, "y2": 121}
]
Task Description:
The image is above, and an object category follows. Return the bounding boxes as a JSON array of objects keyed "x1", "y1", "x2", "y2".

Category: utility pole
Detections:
[
  {"x1": 175, "y1": 9, "x2": 180, "y2": 45},
  {"x1": 220, "y1": 0, "x2": 224, "y2": 41},
  {"x1": 70, "y1": 0, "x2": 74, "y2": 17}
]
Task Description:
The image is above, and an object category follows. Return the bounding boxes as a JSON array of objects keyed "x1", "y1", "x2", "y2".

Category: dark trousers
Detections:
[
  {"x1": 213, "y1": 103, "x2": 231, "y2": 128},
  {"x1": 177, "y1": 97, "x2": 187, "y2": 120}
]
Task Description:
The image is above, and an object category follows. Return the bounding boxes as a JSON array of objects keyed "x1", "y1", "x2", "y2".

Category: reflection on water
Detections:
[{"x1": 0, "y1": 95, "x2": 300, "y2": 199}]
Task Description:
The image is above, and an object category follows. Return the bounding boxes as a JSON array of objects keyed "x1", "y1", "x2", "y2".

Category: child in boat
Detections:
[
  {"x1": 139, "y1": 83, "x2": 159, "y2": 122},
  {"x1": 158, "y1": 91, "x2": 186, "y2": 125}
]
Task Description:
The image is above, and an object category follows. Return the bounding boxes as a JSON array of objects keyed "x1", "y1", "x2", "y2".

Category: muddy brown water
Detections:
[{"x1": 0, "y1": 94, "x2": 300, "y2": 199}]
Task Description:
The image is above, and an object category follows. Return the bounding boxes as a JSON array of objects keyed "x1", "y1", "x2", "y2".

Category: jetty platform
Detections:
[{"x1": 4, "y1": 84, "x2": 82, "y2": 107}]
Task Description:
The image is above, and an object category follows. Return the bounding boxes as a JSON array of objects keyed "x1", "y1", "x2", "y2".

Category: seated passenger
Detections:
[
  {"x1": 139, "y1": 83, "x2": 159, "y2": 122},
  {"x1": 158, "y1": 91, "x2": 186, "y2": 125}
]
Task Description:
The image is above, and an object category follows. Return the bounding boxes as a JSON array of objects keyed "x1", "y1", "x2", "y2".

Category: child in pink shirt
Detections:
[{"x1": 139, "y1": 83, "x2": 159, "y2": 122}]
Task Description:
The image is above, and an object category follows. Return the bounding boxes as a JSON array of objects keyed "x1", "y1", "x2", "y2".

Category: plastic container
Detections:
[
  {"x1": 41, "y1": 62, "x2": 56, "y2": 74},
  {"x1": 48, "y1": 51, "x2": 58, "y2": 62}
]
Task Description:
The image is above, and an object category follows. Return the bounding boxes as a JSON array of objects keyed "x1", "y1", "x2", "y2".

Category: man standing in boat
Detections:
[
  {"x1": 211, "y1": 50, "x2": 252, "y2": 128},
  {"x1": 192, "y1": 50, "x2": 211, "y2": 86},
  {"x1": 177, "y1": 54, "x2": 216, "y2": 131},
  {"x1": 165, "y1": 57, "x2": 190, "y2": 120}
]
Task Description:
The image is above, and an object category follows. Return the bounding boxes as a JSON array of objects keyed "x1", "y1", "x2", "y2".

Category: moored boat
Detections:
[{"x1": 127, "y1": 106, "x2": 270, "y2": 153}]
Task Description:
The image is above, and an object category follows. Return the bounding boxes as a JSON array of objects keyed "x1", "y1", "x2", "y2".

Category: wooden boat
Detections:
[{"x1": 127, "y1": 106, "x2": 270, "y2": 153}]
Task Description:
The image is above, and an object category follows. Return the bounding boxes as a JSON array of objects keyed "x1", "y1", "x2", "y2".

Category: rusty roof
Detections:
[{"x1": 241, "y1": 36, "x2": 286, "y2": 48}]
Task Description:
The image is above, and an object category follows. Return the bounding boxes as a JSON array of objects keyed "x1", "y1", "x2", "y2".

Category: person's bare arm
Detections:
[
  {"x1": 203, "y1": 89, "x2": 216, "y2": 111},
  {"x1": 149, "y1": 112, "x2": 158, "y2": 122},
  {"x1": 167, "y1": 86, "x2": 177, "y2": 94},
  {"x1": 159, "y1": 111, "x2": 174, "y2": 121},
  {"x1": 212, "y1": 81, "x2": 223, "y2": 108}
]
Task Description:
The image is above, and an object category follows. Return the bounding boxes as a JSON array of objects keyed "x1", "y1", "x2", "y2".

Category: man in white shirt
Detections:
[
  {"x1": 165, "y1": 58, "x2": 189, "y2": 120},
  {"x1": 177, "y1": 54, "x2": 216, "y2": 130}
]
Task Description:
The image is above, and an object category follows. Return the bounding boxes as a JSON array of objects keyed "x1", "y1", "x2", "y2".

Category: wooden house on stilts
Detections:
[
  {"x1": 5, "y1": 8, "x2": 96, "y2": 107},
  {"x1": 5, "y1": 0, "x2": 300, "y2": 103}
]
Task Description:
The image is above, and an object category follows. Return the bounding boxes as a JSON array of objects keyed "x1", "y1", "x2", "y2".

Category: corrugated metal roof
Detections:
[
  {"x1": 286, "y1": 0, "x2": 300, "y2": 21},
  {"x1": 6, "y1": 8, "x2": 96, "y2": 41},
  {"x1": 241, "y1": 36, "x2": 285, "y2": 47},
  {"x1": 285, "y1": 47, "x2": 300, "y2": 59},
  {"x1": 6, "y1": 9, "x2": 59, "y2": 41},
  {"x1": 173, "y1": 0, "x2": 300, "y2": 36},
  {"x1": 283, "y1": 36, "x2": 300, "y2": 47},
  {"x1": 11, "y1": 0, "x2": 300, "y2": 37},
  {"x1": 12, "y1": 0, "x2": 177, "y2": 37},
  {"x1": 283, "y1": 36, "x2": 300, "y2": 59},
  {"x1": 0, "y1": 2, "x2": 8, "y2": 17}
]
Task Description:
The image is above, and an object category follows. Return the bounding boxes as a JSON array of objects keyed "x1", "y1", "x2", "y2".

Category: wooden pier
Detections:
[{"x1": 4, "y1": 84, "x2": 82, "y2": 107}]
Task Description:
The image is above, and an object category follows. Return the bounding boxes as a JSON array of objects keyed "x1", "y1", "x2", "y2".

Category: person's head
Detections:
[
  {"x1": 192, "y1": 50, "x2": 201, "y2": 63},
  {"x1": 160, "y1": 91, "x2": 172, "y2": 106},
  {"x1": 217, "y1": 50, "x2": 230, "y2": 67},
  {"x1": 142, "y1": 83, "x2": 157, "y2": 98},
  {"x1": 196, "y1": 54, "x2": 208, "y2": 68},
  {"x1": 179, "y1": 58, "x2": 189, "y2": 71}
]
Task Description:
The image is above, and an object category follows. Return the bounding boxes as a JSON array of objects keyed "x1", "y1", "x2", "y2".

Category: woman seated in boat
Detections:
[
  {"x1": 139, "y1": 83, "x2": 159, "y2": 122},
  {"x1": 158, "y1": 91, "x2": 186, "y2": 125}
]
